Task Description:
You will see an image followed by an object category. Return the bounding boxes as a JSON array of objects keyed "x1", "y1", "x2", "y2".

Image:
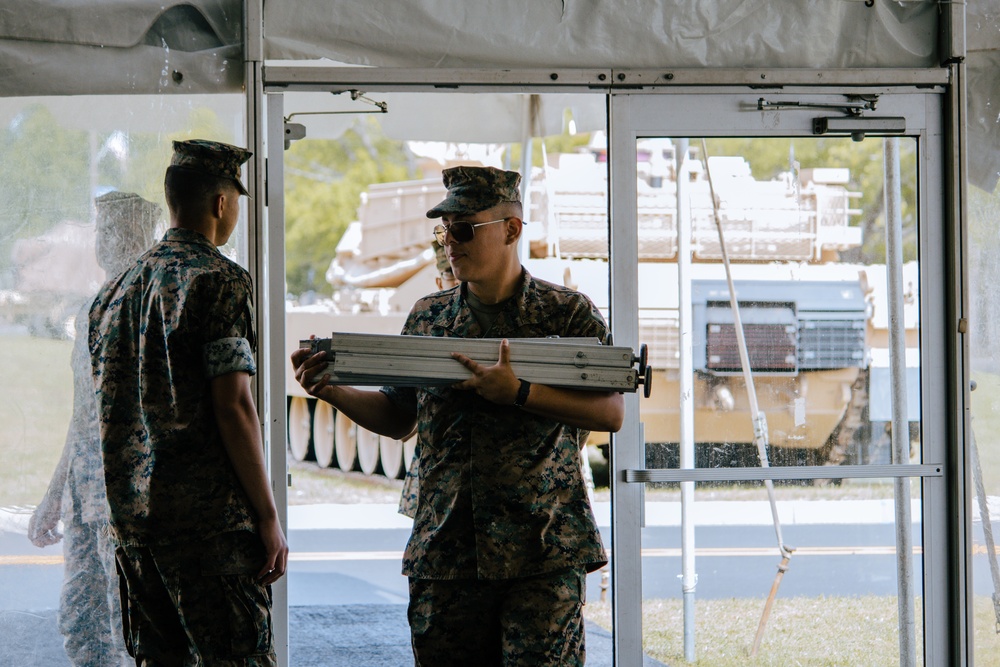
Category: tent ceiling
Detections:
[
  {"x1": 264, "y1": 1, "x2": 939, "y2": 69},
  {"x1": 0, "y1": 1, "x2": 996, "y2": 189},
  {"x1": 0, "y1": 0, "x2": 242, "y2": 96}
]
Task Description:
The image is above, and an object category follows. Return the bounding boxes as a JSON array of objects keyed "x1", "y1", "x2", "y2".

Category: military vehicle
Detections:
[{"x1": 285, "y1": 139, "x2": 913, "y2": 478}]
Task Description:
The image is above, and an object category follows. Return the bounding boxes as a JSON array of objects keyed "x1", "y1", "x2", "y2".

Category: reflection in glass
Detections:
[
  {"x1": 968, "y1": 178, "x2": 1000, "y2": 665},
  {"x1": 0, "y1": 93, "x2": 243, "y2": 665}
]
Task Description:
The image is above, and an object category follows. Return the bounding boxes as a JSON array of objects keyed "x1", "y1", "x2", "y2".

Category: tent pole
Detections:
[
  {"x1": 676, "y1": 139, "x2": 697, "y2": 663},
  {"x1": 884, "y1": 137, "x2": 916, "y2": 667},
  {"x1": 245, "y1": 2, "x2": 290, "y2": 667}
]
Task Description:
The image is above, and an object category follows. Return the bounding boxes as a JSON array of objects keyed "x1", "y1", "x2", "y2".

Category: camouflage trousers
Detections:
[
  {"x1": 114, "y1": 531, "x2": 276, "y2": 667},
  {"x1": 408, "y1": 566, "x2": 587, "y2": 667},
  {"x1": 59, "y1": 511, "x2": 130, "y2": 667}
]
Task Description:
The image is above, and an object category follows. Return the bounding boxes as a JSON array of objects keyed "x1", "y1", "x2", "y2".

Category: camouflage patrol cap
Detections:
[
  {"x1": 95, "y1": 191, "x2": 161, "y2": 236},
  {"x1": 95, "y1": 191, "x2": 160, "y2": 218},
  {"x1": 94, "y1": 191, "x2": 162, "y2": 273},
  {"x1": 170, "y1": 139, "x2": 252, "y2": 196},
  {"x1": 426, "y1": 166, "x2": 521, "y2": 219}
]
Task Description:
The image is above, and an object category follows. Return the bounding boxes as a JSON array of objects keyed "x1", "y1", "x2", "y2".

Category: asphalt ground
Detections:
[{"x1": 0, "y1": 605, "x2": 663, "y2": 666}]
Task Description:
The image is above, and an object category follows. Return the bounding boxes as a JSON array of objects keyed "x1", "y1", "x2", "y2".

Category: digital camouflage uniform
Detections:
[
  {"x1": 57, "y1": 303, "x2": 129, "y2": 667},
  {"x1": 28, "y1": 191, "x2": 161, "y2": 667},
  {"x1": 89, "y1": 217, "x2": 275, "y2": 665},
  {"x1": 382, "y1": 267, "x2": 609, "y2": 666}
]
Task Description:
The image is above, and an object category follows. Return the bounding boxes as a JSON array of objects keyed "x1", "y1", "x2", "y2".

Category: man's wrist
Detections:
[{"x1": 513, "y1": 379, "x2": 531, "y2": 407}]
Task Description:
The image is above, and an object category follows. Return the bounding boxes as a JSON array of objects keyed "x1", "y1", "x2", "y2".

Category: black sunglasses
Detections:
[{"x1": 433, "y1": 218, "x2": 507, "y2": 244}]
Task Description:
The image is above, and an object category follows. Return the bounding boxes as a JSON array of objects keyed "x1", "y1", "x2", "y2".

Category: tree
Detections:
[
  {"x1": 283, "y1": 117, "x2": 417, "y2": 296},
  {"x1": 0, "y1": 105, "x2": 91, "y2": 285}
]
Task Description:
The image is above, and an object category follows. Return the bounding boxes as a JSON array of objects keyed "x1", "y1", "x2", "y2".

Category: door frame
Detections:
[
  {"x1": 258, "y1": 69, "x2": 964, "y2": 665},
  {"x1": 607, "y1": 89, "x2": 958, "y2": 666}
]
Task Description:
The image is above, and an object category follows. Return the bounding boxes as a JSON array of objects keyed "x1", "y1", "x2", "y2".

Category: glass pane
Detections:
[
  {"x1": 276, "y1": 91, "x2": 615, "y2": 662},
  {"x1": 622, "y1": 135, "x2": 924, "y2": 664},
  {"x1": 0, "y1": 94, "x2": 244, "y2": 665},
  {"x1": 585, "y1": 482, "x2": 924, "y2": 665},
  {"x1": 968, "y1": 178, "x2": 1000, "y2": 666},
  {"x1": 635, "y1": 136, "x2": 920, "y2": 475}
]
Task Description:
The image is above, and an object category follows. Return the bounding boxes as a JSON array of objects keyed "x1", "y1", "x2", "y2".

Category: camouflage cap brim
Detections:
[{"x1": 427, "y1": 166, "x2": 521, "y2": 219}]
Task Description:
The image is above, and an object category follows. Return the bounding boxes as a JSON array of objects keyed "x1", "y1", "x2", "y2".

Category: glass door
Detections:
[{"x1": 607, "y1": 91, "x2": 951, "y2": 666}]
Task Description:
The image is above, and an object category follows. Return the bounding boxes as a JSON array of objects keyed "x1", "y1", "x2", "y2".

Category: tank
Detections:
[
  {"x1": 285, "y1": 141, "x2": 904, "y2": 479},
  {"x1": 284, "y1": 179, "x2": 447, "y2": 478}
]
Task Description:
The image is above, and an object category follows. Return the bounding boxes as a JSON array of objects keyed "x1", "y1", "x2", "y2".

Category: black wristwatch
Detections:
[{"x1": 513, "y1": 379, "x2": 531, "y2": 407}]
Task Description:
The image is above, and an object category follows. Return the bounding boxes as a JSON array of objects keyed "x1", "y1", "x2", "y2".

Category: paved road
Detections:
[
  {"x1": 2, "y1": 499, "x2": 999, "y2": 666},
  {"x1": 4, "y1": 499, "x2": 1000, "y2": 609}
]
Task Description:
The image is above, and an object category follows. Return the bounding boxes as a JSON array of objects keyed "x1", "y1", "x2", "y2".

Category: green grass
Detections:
[
  {"x1": 584, "y1": 595, "x2": 1000, "y2": 666},
  {"x1": 288, "y1": 461, "x2": 404, "y2": 505},
  {"x1": 0, "y1": 335, "x2": 74, "y2": 506}
]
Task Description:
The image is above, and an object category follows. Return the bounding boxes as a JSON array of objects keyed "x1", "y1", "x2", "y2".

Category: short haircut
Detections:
[
  {"x1": 492, "y1": 200, "x2": 523, "y2": 221},
  {"x1": 164, "y1": 166, "x2": 238, "y2": 216}
]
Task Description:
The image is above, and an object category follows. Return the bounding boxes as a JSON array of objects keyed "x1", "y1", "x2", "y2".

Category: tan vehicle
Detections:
[{"x1": 286, "y1": 142, "x2": 909, "y2": 478}]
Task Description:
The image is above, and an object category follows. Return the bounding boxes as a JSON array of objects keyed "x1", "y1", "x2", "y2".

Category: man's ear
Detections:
[
  {"x1": 504, "y1": 217, "x2": 523, "y2": 245},
  {"x1": 213, "y1": 192, "x2": 227, "y2": 219}
]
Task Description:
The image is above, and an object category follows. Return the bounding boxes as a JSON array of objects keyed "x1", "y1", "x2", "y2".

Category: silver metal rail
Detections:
[
  {"x1": 305, "y1": 333, "x2": 650, "y2": 392},
  {"x1": 625, "y1": 464, "x2": 942, "y2": 483}
]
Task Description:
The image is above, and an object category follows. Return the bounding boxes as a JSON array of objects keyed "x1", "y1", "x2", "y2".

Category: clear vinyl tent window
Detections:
[
  {"x1": 0, "y1": 93, "x2": 244, "y2": 665},
  {"x1": 967, "y1": 175, "x2": 1000, "y2": 665}
]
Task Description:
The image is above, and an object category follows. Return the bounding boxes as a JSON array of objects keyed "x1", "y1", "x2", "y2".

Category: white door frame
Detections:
[
  {"x1": 257, "y1": 74, "x2": 964, "y2": 665},
  {"x1": 607, "y1": 89, "x2": 956, "y2": 666}
]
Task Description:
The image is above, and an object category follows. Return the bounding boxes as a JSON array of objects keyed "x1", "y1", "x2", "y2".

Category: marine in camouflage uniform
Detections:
[
  {"x1": 89, "y1": 141, "x2": 287, "y2": 666},
  {"x1": 293, "y1": 166, "x2": 624, "y2": 666},
  {"x1": 29, "y1": 191, "x2": 160, "y2": 667}
]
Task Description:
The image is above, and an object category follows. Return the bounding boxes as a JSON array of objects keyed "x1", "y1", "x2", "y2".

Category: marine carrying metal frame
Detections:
[{"x1": 303, "y1": 332, "x2": 651, "y2": 393}]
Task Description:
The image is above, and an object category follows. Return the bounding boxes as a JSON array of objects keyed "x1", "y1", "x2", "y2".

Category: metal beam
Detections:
[
  {"x1": 625, "y1": 464, "x2": 942, "y2": 483},
  {"x1": 306, "y1": 334, "x2": 643, "y2": 391},
  {"x1": 263, "y1": 66, "x2": 949, "y2": 94}
]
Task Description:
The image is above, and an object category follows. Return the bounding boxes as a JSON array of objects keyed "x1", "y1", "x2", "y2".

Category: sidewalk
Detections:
[{"x1": 287, "y1": 498, "x2": 942, "y2": 532}]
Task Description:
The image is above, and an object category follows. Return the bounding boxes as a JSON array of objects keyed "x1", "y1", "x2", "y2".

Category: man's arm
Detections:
[
  {"x1": 515, "y1": 383, "x2": 624, "y2": 433},
  {"x1": 211, "y1": 371, "x2": 289, "y2": 585},
  {"x1": 291, "y1": 346, "x2": 417, "y2": 439},
  {"x1": 451, "y1": 339, "x2": 625, "y2": 434},
  {"x1": 28, "y1": 442, "x2": 70, "y2": 547}
]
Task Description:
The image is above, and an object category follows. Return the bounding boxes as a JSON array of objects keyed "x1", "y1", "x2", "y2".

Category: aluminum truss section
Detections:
[{"x1": 303, "y1": 332, "x2": 651, "y2": 393}]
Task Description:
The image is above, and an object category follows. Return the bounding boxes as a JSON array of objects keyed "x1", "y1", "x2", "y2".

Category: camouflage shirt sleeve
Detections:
[{"x1": 195, "y1": 271, "x2": 257, "y2": 379}]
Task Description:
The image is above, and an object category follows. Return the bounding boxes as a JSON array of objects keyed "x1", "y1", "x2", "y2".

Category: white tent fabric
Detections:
[
  {"x1": 0, "y1": 0, "x2": 996, "y2": 189},
  {"x1": 264, "y1": 1, "x2": 939, "y2": 68},
  {"x1": 966, "y1": 2, "x2": 1000, "y2": 192},
  {"x1": 0, "y1": 0, "x2": 243, "y2": 96}
]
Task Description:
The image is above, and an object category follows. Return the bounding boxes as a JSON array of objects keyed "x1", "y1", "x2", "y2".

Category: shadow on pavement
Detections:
[{"x1": 1, "y1": 605, "x2": 667, "y2": 666}]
